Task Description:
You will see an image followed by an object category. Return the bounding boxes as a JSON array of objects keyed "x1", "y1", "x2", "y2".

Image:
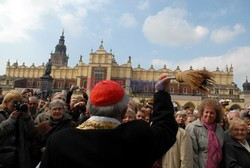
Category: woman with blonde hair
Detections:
[
  {"x1": 0, "y1": 90, "x2": 35, "y2": 168},
  {"x1": 224, "y1": 118, "x2": 250, "y2": 168}
]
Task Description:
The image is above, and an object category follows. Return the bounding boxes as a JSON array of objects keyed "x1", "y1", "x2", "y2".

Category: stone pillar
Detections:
[
  {"x1": 125, "y1": 78, "x2": 131, "y2": 94},
  {"x1": 40, "y1": 75, "x2": 54, "y2": 93}
]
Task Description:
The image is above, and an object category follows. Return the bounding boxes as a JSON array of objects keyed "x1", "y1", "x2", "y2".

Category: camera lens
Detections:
[{"x1": 19, "y1": 104, "x2": 28, "y2": 113}]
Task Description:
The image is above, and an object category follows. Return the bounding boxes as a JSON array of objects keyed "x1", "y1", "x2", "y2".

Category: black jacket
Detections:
[
  {"x1": 40, "y1": 91, "x2": 178, "y2": 168},
  {"x1": 224, "y1": 135, "x2": 250, "y2": 168},
  {"x1": 0, "y1": 109, "x2": 35, "y2": 168}
]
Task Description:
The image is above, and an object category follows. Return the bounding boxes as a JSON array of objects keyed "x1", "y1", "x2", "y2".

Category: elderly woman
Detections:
[
  {"x1": 186, "y1": 98, "x2": 224, "y2": 168},
  {"x1": 224, "y1": 118, "x2": 250, "y2": 168},
  {"x1": 0, "y1": 90, "x2": 35, "y2": 168},
  {"x1": 33, "y1": 99, "x2": 76, "y2": 165},
  {"x1": 175, "y1": 110, "x2": 187, "y2": 129},
  {"x1": 122, "y1": 108, "x2": 136, "y2": 123},
  {"x1": 36, "y1": 99, "x2": 76, "y2": 145},
  {"x1": 161, "y1": 111, "x2": 193, "y2": 168}
]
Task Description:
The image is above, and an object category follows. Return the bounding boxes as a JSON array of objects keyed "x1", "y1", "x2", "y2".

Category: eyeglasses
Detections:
[
  {"x1": 51, "y1": 107, "x2": 63, "y2": 111},
  {"x1": 232, "y1": 128, "x2": 247, "y2": 133}
]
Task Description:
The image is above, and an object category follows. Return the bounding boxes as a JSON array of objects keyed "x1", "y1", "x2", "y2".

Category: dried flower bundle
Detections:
[{"x1": 174, "y1": 70, "x2": 215, "y2": 93}]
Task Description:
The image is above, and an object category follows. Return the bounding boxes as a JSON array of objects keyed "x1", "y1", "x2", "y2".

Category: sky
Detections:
[{"x1": 0, "y1": 0, "x2": 250, "y2": 90}]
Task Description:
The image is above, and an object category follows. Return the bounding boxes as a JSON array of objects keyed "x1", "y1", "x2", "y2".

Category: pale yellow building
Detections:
[{"x1": 0, "y1": 33, "x2": 247, "y2": 110}]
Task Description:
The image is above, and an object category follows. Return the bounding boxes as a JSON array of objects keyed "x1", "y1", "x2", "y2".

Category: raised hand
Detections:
[{"x1": 155, "y1": 73, "x2": 171, "y2": 92}]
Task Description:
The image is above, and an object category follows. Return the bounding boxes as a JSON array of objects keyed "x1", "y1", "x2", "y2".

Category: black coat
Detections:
[
  {"x1": 224, "y1": 135, "x2": 250, "y2": 168},
  {"x1": 40, "y1": 91, "x2": 178, "y2": 168},
  {"x1": 0, "y1": 109, "x2": 35, "y2": 168}
]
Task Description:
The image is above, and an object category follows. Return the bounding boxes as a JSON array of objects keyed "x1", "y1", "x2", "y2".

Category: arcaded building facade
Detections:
[{"x1": 0, "y1": 32, "x2": 246, "y2": 110}]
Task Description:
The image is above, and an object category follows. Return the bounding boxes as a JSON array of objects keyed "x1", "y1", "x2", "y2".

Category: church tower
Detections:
[
  {"x1": 50, "y1": 30, "x2": 69, "y2": 67},
  {"x1": 242, "y1": 76, "x2": 250, "y2": 92}
]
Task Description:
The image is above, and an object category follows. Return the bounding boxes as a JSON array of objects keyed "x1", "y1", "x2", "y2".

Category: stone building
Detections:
[
  {"x1": 50, "y1": 30, "x2": 69, "y2": 67},
  {"x1": 240, "y1": 77, "x2": 250, "y2": 108},
  {"x1": 0, "y1": 32, "x2": 246, "y2": 110}
]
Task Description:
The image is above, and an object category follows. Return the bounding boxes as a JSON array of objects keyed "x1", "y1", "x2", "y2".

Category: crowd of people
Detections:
[{"x1": 0, "y1": 73, "x2": 250, "y2": 168}]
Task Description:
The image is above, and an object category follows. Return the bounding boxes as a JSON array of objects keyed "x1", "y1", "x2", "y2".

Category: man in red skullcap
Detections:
[{"x1": 40, "y1": 73, "x2": 178, "y2": 168}]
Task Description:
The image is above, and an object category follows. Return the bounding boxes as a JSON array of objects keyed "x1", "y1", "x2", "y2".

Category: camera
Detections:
[
  {"x1": 75, "y1": 104, "x2": 86, "y2": 112},
  {"x1": 76, "y1": 86, "x2": 82, "y2": 92},
  {"x1": 12, "y1": 101, "x2": 28, "y2": 113}
]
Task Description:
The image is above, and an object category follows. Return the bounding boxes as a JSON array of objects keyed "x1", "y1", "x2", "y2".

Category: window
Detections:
[
  {"x1": 83, "y1": 81, "x2": 87, "y2": 88},
  {"x1": 93, "y1": 66, "x2": 105, "y2": 86},
  {"x1": 132, "y1": 84, "x2": 137, "y2": 92},
  {"x1": 197, "y1": 90, "x2": 200, "y2": 94},
  {"x1": 183, "y1": 87, "x2": 187, "y2": 94},
  {"x1": 170, "y1": 87, "x2": 174, "y2": 93},
  {"x1": 143, "y1": 80, "x2": 149, "y2": 92},
  {"x1": 215, "y1": 89, "x2": 219, "y2": 94},
  {"x1": 94, "y1": 73, "x2": 104, "y2": 83},
  {"x1": 229, "y1": 89, "x2": 234, "y2": 95}
]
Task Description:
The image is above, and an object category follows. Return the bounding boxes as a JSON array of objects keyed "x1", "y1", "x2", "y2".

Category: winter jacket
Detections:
[{"x1": 186, "y1": 119, "x2": 224, "y2": 168}]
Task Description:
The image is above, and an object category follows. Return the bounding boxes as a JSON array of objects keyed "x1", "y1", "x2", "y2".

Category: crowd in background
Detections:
[{"x1": 0, "y1": 82, "x2": 250, "y2": 168}]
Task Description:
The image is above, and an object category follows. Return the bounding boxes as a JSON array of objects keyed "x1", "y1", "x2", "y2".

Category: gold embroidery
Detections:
[{"x1": 77, "y1": 120, "x2": 118, "y2": 130}]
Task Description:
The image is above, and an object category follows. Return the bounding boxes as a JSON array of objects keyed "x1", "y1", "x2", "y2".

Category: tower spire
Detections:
[{"x1": 51, "y1": 30, "x2": 69, "y2": 67}]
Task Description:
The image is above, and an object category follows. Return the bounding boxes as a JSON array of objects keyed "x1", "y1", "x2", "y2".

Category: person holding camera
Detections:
[
  {"x1": 0, "y1": 90, "x2": 35, "y2": 168},
  {"x1": 66, "y1": 84, "x2": 88, "y2": 110}
]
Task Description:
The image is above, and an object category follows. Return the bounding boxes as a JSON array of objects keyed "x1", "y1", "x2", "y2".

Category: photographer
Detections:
[
  {"x1": 66, "y1": 84, "x2": 88, "y2": 109},
  {"x1": 0, "y1": 90, "x2": 35, "y2": 168},
  {"x1": 70, "y1": 96, "x2": 88, "y2": 123}
]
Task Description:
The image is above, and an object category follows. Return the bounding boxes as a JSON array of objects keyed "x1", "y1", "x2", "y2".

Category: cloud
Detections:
[
  {"x1": 143, "y1": 7, "x2": 209, "y2": 46},
  {"x1": 0, "y1": 0, "x2": 110, "y2": 43},
  {"x1": 137, "y1": 0, "x2": 149, "y2": 11},
  {"x1": 118, "y1": 13, "x2": 137, "y2": 28},
  {"x1": 0, "y1": 0, "x2": 48, "y2": 43},
  {"x1": 152, "y1": 46, "x2": 250, "y2": 88},
  {"x1": 55, "y1": 10, "x2": 86, "y2": 36},
  {"x1": 210, "y1": 24, "x2": 245, "y2": 43},
  {"x1": 201, "y1": 8, "x2": 228, "y2": 19}
]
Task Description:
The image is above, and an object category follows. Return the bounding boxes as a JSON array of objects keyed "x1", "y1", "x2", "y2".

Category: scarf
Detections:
[
  {"x1": 202, "y1": 119, "x2": 222, "y2": 168},
  {"x1": 48, "y1": 112, "x2": 73, "y2": 127},
  {"x1": 77, "y1": 116, "x2": 120, "y2": 130}
]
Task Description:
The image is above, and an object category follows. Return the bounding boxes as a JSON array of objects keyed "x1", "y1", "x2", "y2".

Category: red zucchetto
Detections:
[{"x1": 90, "y1": 80, "x2": 124, "y2": 106}]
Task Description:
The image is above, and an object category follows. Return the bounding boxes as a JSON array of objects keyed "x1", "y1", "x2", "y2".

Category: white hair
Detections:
[
  {"x1": 87, "y1": 94, "x2": 130, "y2": 121},
  {"x1": 175, "y1": 110, "x2": 187, "y2": 118},
  {"x1": 49, "y1": 99, "x2": 65, "y2": 109},
  {"x1": 227, "y1": 109, "x2": 240, "y2": 119}
]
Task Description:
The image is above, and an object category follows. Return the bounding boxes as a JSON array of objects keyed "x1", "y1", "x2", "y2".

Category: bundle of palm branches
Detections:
[{"x1": 171, "y1": 69, "x2": 216, "y2": 93}]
